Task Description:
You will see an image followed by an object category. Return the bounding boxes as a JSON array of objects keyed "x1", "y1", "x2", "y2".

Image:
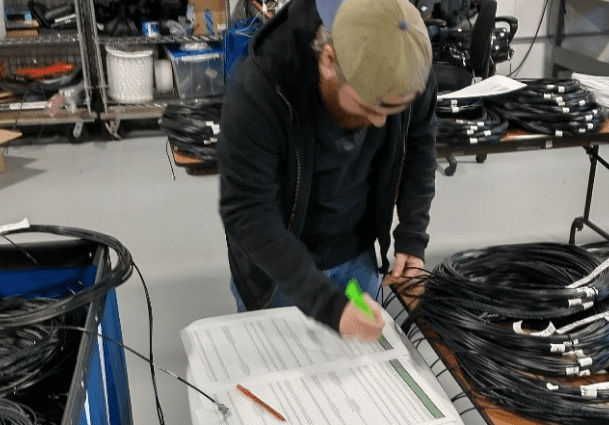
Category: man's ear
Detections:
[{"x1": 318, "y1": 44, "x2": 339, "y2": 81}]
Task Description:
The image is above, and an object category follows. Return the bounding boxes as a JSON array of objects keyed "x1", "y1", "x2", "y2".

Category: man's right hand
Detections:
[{"x1": 338, "y1": 293, "x2": 385, "y2": 341}]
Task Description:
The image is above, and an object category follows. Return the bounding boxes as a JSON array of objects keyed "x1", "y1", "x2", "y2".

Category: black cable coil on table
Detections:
[
  {"x1": 486, "y1": 78, "x2": 608, "y2": 137},
  {"x1": 399, "y1": 242, "x2": 609, "y2": 425},
  {"x1": 160, "y1": 100, "x2": 223, "y2": 164},
  {"x1": 436, "y1": 97, "x2": 509, "y2": 145}
]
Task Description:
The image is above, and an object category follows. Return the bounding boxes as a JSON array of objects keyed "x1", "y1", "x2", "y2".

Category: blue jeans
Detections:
[{"x1": 229, "y1": 247, "x2": 381, "y2": 312}]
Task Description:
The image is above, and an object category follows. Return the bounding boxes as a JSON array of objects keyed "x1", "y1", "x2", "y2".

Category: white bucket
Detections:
[{"x1": 106, "y1": 45, "x2": 154, "y2": 104}]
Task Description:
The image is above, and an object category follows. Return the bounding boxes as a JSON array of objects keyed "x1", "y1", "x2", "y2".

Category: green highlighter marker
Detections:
[{"x1": 345, "y1": 278, "x2": 375, "y2": 320}]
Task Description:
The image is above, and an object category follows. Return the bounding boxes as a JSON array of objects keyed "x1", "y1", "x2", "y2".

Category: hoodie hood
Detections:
[{"x1": 248, "y1": 0, "x2": 323, "y2": 113}]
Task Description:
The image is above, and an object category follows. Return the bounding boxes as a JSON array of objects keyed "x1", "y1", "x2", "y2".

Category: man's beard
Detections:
[{"x1": 319, "y1": 78, "x2": 371, "y2": 129}]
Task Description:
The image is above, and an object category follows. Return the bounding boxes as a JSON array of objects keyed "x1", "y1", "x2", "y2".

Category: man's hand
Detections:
[
  {"x1": 382, "y1": 253, "x2": 425, "y2": 310},
  {"x1": 382, "y1": 253, "x2": 424, "y2": 285},
  {"x1": 339, "y1": 293, "x2": 385, "y2": 341}
]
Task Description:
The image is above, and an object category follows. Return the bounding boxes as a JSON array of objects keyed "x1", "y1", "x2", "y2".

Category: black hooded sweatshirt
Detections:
[{"x1": 218, "y1": 0, "x2": 438, "y2": 331}]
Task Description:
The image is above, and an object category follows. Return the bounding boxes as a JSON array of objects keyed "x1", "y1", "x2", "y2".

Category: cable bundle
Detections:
[
  {"x1": 486, "y1": 79, "x2": 607, "y2": 137},
  {"x1": 0, "y1": 224, "x2": 135, "y2": 424},
  {"x1": 436, "y1": 97, "x2": 509, "y2": 145},
  {"x1": 160, "y1": 100, "x2": 223, "y2": 163},
  {"x1": 0, "y1": 299, "x2": 84, "y2": 399},
  {"x1": 0, "y1": 225, "x2": 133, "y2": 328},
  {"x1": 400, "y1": 242, "x2": 609, "y2": 425}
]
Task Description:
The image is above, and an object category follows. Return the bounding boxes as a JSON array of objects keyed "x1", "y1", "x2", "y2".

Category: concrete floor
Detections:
[{"x1": 1, "y1": 128, "x2": 608, "y2": 425}]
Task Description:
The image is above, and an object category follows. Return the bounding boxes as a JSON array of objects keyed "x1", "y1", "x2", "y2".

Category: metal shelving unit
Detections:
[
  {"x1": 85, "y1": 0, "x2": 227, "y2": 139},
  {"x1": 551, "y1": 0, "x2": 609, "y2": 77},
  {"x1": 0, "y1": 0, "x2": 97, "y2": 141}
]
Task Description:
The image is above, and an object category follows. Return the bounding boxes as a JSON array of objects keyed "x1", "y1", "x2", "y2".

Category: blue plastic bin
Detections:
[{"x1": 224, "y1": 17, "x2": 262, "y2": 78}]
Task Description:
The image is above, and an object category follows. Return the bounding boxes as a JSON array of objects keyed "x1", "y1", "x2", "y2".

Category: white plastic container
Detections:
[
  {"x1": 165, "y1": 45, "x2": 224, "y2": 99},
  {"x1": 105, "y1": 45, "x2": 154, "y2": 104}
]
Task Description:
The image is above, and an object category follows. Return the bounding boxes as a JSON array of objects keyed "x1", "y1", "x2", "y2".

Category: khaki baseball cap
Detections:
[{"x1": 316, "y1": 0, "x2": 433, "y2": 106}]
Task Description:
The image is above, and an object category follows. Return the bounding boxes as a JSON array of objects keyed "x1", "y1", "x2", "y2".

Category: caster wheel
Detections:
[{"x1": 66, "y1": 123, "x2": 88, "y2": 143}]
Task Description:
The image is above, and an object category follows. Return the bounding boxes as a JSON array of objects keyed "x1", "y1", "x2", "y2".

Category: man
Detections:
[{"x1": 218, "y1": 0, "x2": 437, "y2": 341}]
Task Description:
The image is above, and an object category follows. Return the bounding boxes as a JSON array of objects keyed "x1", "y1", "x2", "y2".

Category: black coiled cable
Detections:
[
  {"x1": 436, "y1": 97, "x2": 509, "y2": 145},
  {"x1": 399, "y1": 242, "x2": 609, "y2": 425},
  {"x1": 0, "y1": 398, "x2": 38, "y2": 425},
  {"x1": 0, "y1": 224, "x2": 133, "y2": 328},
  {"x1": 486, "y1": 78, "x2": 607, "y2": 137},
  {"x1": 160, "y1": 100, "x2": 223, "y2": 162}
]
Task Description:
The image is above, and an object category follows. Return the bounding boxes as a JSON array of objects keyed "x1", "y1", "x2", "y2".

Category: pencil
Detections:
[{"x1": 236, "y1": 384, "x2": 287, "y2": 422}]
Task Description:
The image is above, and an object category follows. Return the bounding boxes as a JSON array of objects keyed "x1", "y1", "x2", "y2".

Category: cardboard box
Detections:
[
  {"x1": 0, "y1": 128, "x2": 22, "y2": 174},
  {"x1": 189, "y1": 0, "x2": 228, "y2": 36}
]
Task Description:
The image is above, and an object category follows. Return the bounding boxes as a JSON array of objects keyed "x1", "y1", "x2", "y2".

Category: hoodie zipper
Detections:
[
  {"x1": 276, "y1": 87, "x2": 300, "y2": 232},
  {"x1": 260, "y1": 88, "x2": 299, "y2": 308},
  {"x1": 392, "y1": 108, "x2": 412, "y2": 210}
]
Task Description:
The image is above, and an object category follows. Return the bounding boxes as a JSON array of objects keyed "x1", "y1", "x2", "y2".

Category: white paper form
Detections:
[
  {"x1": 437, "y1": 75, "x2": 526, "y2": 100},
  {"x1": 182, "y1": 307, "x2": 463, "y2": 425}
]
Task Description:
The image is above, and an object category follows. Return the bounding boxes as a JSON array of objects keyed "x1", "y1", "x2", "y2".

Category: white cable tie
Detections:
[
  {"x1": 583, "y1": 301, "x2": 594, "y2": 310},
  {"x1": 558, "y1": 86, "x2": 565, "y2": 93},
  {"x1": 469, "y1": 137, "x2": 478, "y2": 144},
  {"x1": 555, "y1": 96, "x2": 563, "y2": 103},
  {"x1": 0, "y1": 218, "x2": 30, "y2": 235},
  {"x1": 451, "y1": 99, "x2": 458, "y2": 105},
  {"x1": 556, "y1": 312, "x2": 609, "y2": 335},
  {"x1": 578, "y1": 369, "x2": 591, "y2": 377},
  {"x1": 578, "y1": 357, "x2": 593, "y2": 367},
  {"x1": 563, "y1": 349, "x2": 586, "y2": 358},
  {"x1": 484, "y1": 130, "x2": 491, "y2": 137},
  {"x1": 588, "y1": 123, "x2": 594, "y2": 130},
  {"x1": 575, "y1": 287, "x2": 597, "y2": 297},
  {"x1": 550, "y1": 343, "x2": 566, "y2": 353},
  {"x1": 579, "y1": 128, "x2": 586, "y2": 133},
  {"x1": 452, "y1": 106, "x2": 459, "y2": 113},
  {"x1": 581, "y1": 382, "x2": 609, "y2": 391},
  {"x1": 477, "y1": 122, "x2": 484, "y2": 126},
  {"x1": 557, "y1": 101, "x2": 566, "y2": 107},
  {"x1": 579, "y1": 99, "x2": 586, "y2": 106},
  {"x1": 555, "y1": 130, "x2": 563, "y2": 137},
  {"x1": 567, "y1": 258, "x2": 609, "y2": 288},
  {"x1": 467, "y1": 129, "x2": 475, "y2": 136},
  {"x1": 562, "y1": 107, "x2": 570, "y2": 113},
  {"x1": 586, "y1": 114, "x2": 593, "y2": 121},
  {"x1": 544, "y1": 93, "x2": 552, "y2": 100},
  {"x1": 547, "y1": 383, "x2": 559, "y2": 391},
  {"x1": 456, "y1": 119, "x2": 465, "y2": 124},
  {"x1": 513, "y1": 321, "x2": 555, "y2": 337},
  {"x1": 566, "y1": 366, "x2": 579, "y2": 375},
  {"x1": 568, "y1": 298, "x2": 582, "y2": 307},
  {"x1": 548, "y1": 84, "x2": 556, "y2": 90},
  {"x1": 581, "y1": 386, "x2": 597, "y2": 398}
]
